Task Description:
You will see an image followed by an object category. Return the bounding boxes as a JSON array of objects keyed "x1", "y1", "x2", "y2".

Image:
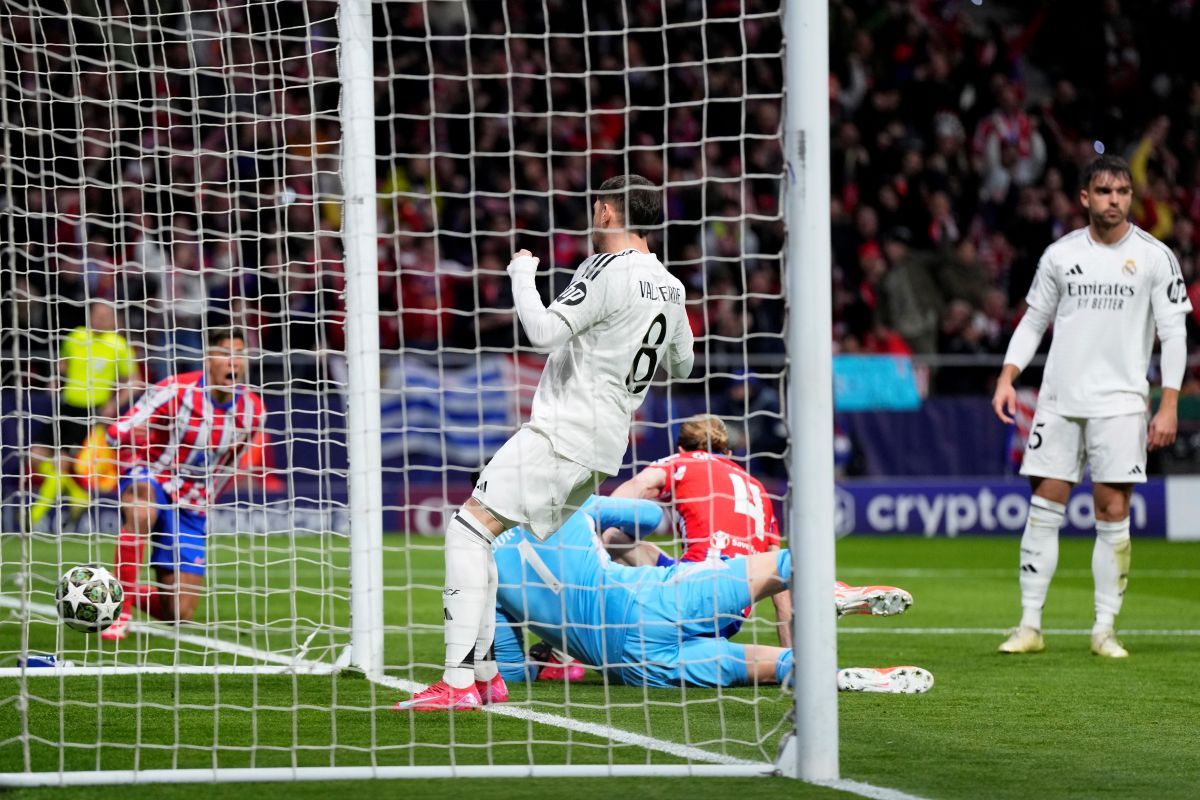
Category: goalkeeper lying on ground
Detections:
[{"x1": 486, "y1": 495, "x2": 932, "y2": 694}]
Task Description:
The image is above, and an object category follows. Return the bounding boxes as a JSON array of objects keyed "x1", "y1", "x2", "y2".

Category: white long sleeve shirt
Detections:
[
  {"x1": 512, "y1": 249, "x2": 694, "y2": 474},
  {"x1": 1006, "y1": 224, "x2": 1191, "y2": 418}
]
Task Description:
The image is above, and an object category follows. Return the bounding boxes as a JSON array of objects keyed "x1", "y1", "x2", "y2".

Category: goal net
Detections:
[{"x1": 1, "y1": 0, "x2": 794, "y2": 783}]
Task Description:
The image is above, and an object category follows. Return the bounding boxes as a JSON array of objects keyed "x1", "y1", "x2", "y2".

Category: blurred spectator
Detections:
[
  {"x1": 2, "y1": 0, "x2": 1198, "y2": 407},
  {"x1": 935, "y1": 300, "x2": 989, "y2": 395},
  {"x1": 718, "y1": 370, "x2": 787, "y2": 478}
]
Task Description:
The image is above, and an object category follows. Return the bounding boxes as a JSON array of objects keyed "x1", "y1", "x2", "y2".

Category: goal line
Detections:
[
  {"x1": 0, "y1": 595, "x2": 769, "y2": 775},
  {"x1": 0, "y1": 594, "x2": 347, "y2": 674}
]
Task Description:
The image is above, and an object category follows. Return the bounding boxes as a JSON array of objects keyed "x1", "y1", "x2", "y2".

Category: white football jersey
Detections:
[
  {"x1": 1026, "y1": 225, "x2": 1191, "y2": 418},
  {"x1": 529, "y1": 248, "x2": 693, "y2": 474}
]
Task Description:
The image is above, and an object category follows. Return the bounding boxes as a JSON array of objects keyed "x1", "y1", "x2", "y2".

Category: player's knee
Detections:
[
  {"x1": 157, "y1": 579, "x2": 201, "y2": 622},
  {"x1": 601, "y1": 528, "x2": 635, "y2": 548},
  {"x1": 1095, "y1": 497, "x2": 1131, "y2": 521},
  {"x1": 460, "y1": 497, "x2": 509, "y2": 537},
  {"x1": 1030, "y1": 478, "x2": 1071, "y2": 506},
  {"x1": 1093, "y1": 484, "x2": 1132, "y2": 521},
  {"x1": 174, "y1": 595, "x2": 198, "y2": 622}
]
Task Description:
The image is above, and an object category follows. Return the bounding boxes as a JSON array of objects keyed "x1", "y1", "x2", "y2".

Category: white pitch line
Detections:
[
  {"x1": 368, "y1": 673, "x2": 760, "y2": 767},
  {"x1": 0, "y1": 595, "x2": 320, "y2": 669},
  {"x1": 0, "y1": 594, "x2": 765, "y2": 769},
  {"x1": 0, "y1": 665, "x2": 337, "y2": 678},
  {"x1": 0, "y1": 596, "x2": 951, "y2": 800},
  {"x1": 838, "y1": 626, "x2": 1200, "y2": 636},
  {"x1": 815, "y1": 778, "x2": 933, "y2": 800}
]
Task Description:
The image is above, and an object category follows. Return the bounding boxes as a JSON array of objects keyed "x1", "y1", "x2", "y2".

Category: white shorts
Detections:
[
  {"x1": 471, "y1": 426, "x2": 606, "y2": 540},
  {"x1": 1019, "y1": 409, "x2": 1148, "y2": 484}
]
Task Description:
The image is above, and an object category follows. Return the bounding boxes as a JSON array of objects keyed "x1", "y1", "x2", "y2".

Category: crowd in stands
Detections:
[
  {"x1": 828, "y1": 0, "x2": 1200, "y2": 394},
  {"x1": 2, "y1": 0, "x2": 1199, "y2": 406}
]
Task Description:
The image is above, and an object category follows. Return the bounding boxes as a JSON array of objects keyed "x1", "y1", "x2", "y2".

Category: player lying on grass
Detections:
[
  {"x1": 603, "y1": 414, "x2": 909, "y2": 644},
  {"x1": 606, "y1": 414, "x2": 789, "y2": 645},
  {"x1": 101, "y1": 328, "x2": 264, "y2": 640},
  {"x1": 396, "y1": 496, "x2": 931, "y2": 709}
]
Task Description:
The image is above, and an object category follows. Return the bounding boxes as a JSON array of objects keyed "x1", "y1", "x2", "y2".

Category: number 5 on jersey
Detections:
[{"x1": 1028, "y1": 422, "x2": 1046, "y2": 450}]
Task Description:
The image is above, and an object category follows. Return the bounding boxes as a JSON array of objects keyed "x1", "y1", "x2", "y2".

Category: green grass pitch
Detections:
[{"x1": 1, "y1": 532, "x2": 1197, "y2": 799}]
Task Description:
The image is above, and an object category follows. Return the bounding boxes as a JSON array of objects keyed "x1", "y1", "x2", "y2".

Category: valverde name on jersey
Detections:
[{"x1": 637, "y1": 280, "x2": 683, "y2": 304}]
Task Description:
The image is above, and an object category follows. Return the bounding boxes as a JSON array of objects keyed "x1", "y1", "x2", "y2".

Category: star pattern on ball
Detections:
[
  {"x1": 95, "y1": 592, "x2": 123, "y2": 624},
  {"x1": 61, "y1": 580, "x2": 90, "y2": 613}
]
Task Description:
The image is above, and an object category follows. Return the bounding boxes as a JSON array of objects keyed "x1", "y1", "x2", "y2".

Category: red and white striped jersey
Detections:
[{"x1": 107, "y1": 371, "x2": 265, "y2": 513}]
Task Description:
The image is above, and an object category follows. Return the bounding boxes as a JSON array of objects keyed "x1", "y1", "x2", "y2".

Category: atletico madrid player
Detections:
[
  {"x1": 101, "y1": 328, "x2": 264, "y2": 640},
  {"x1": 608, "y1": 415, "x2": 788, "y2": 642},
  {"x1": 608, "y1": 414, "x2": 912, "y2": 645}
]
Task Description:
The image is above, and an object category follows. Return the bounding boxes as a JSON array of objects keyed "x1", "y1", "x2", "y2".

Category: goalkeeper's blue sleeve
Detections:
[{"x1": 582, "y1": 495, "x2": 663, "y2": 541}]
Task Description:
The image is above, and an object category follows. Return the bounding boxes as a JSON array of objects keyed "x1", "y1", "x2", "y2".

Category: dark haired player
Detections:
[
  {"x1": 401, "y1": 175, "x2": 695, "y2": 710},
  {"x1": 102, "y1": 328, "x2": 264, "y2": 640},
  {"x1": 993, "y1": 155, "x2": 1191, "y2": 657}
]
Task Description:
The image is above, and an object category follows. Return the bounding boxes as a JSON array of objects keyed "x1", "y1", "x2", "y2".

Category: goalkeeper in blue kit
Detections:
[{"x1": 481, "y1": 496, "x2": 933, "y2": 693}]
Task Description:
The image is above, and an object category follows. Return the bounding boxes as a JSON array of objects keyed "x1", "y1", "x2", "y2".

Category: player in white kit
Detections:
[
  {"x1": 399, "y1": 175, "x2": 695, "y2": 710},
  {"x1": 992, "y1": 155, "x2": 1190, "y2": 658}
]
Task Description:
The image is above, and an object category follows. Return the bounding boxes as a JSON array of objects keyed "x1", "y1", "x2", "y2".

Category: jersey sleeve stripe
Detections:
[
  {"x1": 239, "y1": 392, "x2": 259, "y2": 432},
  {"x1": 111, "y1": 381, "x2": 175, "y2": 436},
  {"x1": 1133, "y1": 228, "x2": 1182, "y2": 276},
  {"x1": 584, "y1": 252, "x2": 618, "y2": 280}
]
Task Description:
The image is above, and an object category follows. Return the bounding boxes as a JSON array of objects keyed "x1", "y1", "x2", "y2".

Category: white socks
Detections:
[
  {"x1": 1092, "y1": 517, "x2": 1131, "y2": 635},
  {"x1": 1017, "y1": 496, "x2": 1064, "y2": 631},
  {"x1": 442, "y1": 511, "x2": 496, "y2": 689},
  {"x1": 1017, "y1": 497, "x2": 1132, "y2": 635},
  {"x1": 472, "y1": 554, "x2": 499, "y2": 682}
]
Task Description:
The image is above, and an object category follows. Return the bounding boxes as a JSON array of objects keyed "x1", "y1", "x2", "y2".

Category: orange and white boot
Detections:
[
  {"x1": 837, "y1": 666, "x2": 933, "y2": 694},
  {"x1": 834, "y1": 581, "x2": 912, "y2": 618}
]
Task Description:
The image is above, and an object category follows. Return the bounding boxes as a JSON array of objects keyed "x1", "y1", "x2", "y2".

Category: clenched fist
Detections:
[{"x1": 506, "y1": 249, "x2": 539, "y2": 278}]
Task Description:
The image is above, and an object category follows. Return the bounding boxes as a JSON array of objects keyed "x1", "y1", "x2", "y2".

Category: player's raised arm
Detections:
[
  {"x1": 1148, "y1": 250, "x2": 1191, "y2": 450},
  {"x1": 507, "y1": 249, "x2": 572, "y2": 351},
  {"x1": 993, "y1": 255, "x2": 1058, "y2": 423},
  {"x1": 106, "y1": 380, "x2": 176, "y2": 467}
]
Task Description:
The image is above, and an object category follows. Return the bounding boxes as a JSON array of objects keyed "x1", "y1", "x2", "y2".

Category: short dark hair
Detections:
[
  {"x1": 1080, "y1": 155, "x2": 1132, "y2": 191},
  {"x1": 595, "y1": 175, "x2": 661, "y2": 237},
  {"x1": 206, "y1": 327, "x2": 246, "y2": 349}
]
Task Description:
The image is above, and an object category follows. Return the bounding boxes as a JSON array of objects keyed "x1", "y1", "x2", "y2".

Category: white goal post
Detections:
[{"x1": 0, "y1": 0, "x2": 834, "y2": 785}]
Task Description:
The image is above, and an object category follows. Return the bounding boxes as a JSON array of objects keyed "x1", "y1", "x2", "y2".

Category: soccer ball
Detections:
[{"x1": 55, "y1": 565, "x2": 124, "y2": 633}]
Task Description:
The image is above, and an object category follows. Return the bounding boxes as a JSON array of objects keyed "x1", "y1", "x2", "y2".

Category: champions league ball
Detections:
[{"x1": 55, "y1": 565, "x2": 124, "y2": 633}]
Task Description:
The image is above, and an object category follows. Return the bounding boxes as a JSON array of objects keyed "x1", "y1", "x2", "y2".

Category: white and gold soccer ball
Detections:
[{"x1": 55, "y1": 565, "x2": 124, "y2": 633}]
